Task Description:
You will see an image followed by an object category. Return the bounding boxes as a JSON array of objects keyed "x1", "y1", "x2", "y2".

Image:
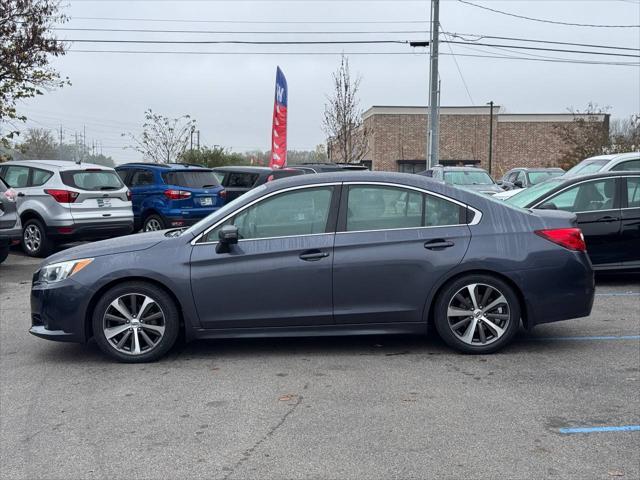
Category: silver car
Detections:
[
  {"x1": 0, "y1": 160, "x2": 133, "y2": 257},
  {"x1": 564, "y1": 152, "x2": 640, "y2": 176},
  {"x1": 0, "y1": 176, "x2": 21, "y2": 264}
]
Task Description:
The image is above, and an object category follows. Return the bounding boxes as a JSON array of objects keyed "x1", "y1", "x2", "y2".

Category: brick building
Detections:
[{"x1": 352, "y1": 106, "x2": 608, "y2": 177}]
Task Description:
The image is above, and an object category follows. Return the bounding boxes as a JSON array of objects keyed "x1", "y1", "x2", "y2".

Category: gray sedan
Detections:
[{"x1": 30, "y1": 171, "x2": 594, "y2": 362}]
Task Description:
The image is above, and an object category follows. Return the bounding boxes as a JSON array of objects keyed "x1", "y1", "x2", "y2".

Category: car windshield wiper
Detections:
[{"x1": 99, "y1": 186, "x2": 119, "y2": 190}]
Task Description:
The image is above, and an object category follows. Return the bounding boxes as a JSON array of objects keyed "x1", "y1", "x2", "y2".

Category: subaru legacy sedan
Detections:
[{"x1": 30, "y1": 172, "x2": 594, "y2": 362}]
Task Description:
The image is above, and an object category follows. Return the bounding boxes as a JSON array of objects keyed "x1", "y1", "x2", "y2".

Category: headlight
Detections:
[{"x1": 39, "y1": 258, "x2": 94, "y2": 283}]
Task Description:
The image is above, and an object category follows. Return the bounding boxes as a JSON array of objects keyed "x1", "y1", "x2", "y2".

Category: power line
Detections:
[
  {"x1": 66, "y1": 49, "x2": 640, "y2": 66},
  {"x1": 440, "y1": 40, "x2": 640, "y2": 58},
  {"x1": 458, "y1": 0, "x2": 640, "y2": 28},
  {"x1": 70, "y1": 16, "x2": 430, "y2": 24},
  {"x1": 440, "y1": 26, "x2": 474, "y2": 105},
  {"x1": 63, "y1": 38, "x2": 409, "y2": 45}
]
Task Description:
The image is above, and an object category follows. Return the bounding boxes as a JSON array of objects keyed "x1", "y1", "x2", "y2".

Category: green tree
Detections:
[
  {"x1": 179, "y1": 146, "x2": 247, "y2": 168},
  {"x1": 0, "y1": 0, "x2": 68, "y2": 155}
]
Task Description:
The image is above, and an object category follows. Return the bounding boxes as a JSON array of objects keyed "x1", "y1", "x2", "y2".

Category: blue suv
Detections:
[{"x1": 116, "y1": 163, "x2": 226, "y2": 231}]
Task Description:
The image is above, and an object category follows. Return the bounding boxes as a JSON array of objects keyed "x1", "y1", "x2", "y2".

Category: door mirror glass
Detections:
[{"x1": 538, "y1": 202, "x2": 557, "y2": 210}]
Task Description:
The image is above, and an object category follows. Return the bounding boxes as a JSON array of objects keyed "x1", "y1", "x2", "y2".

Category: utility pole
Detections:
[
  {"x1": 82, "y1": 125, "x2": 86, "y2": 162},
  {"x1": 59, "y1": 125, "x2": 63, "y2": 160},
  {"x1": 428, "y1": 0, "x2": 441, "y2": 168},
  {"x1": 487, "y1": 101, "x2": 494, "y2": 174},
  {"x1": 190, "y1": 127, "x2": 194, "y2": 151},
  {"x1": 196, "y1": 130, "x2": 200, "y2": 150}
]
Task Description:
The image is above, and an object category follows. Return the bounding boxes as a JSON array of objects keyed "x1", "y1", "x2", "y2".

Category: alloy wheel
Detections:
[
  {"x1": 447, "y1": 283, "x2": 511, "y2": 346},
  {"x1": 23, "y1": 224, "x2": 41, "y2": 253},
  {"x1": 102, "y1": 293, "x2": 166, "y2": 355},
  {"x1": 144, "y1": 218, "x2": 163, "y2": 231}
]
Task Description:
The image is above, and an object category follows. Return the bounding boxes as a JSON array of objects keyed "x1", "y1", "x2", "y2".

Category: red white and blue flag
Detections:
[{"x1": 269, "y1": 66, "x2": 288, "y2": 169}]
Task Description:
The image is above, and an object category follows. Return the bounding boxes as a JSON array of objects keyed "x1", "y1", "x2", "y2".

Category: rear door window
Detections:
[
  {"x1": 60, "y1": 170, "x2": 124, "y2": 191},
  {"x1": 3, "y1": 165, "x2": 30, "y2": 188},
  {"x1": 162, "y1": 170, "x2": 221, "y2": 188},
  {"x1": 627, "y1": 177, "x2": 640, "y2": 208},
  {"x1": 129, "y1": 169, "x2": 155, "y2": 187},
  {"x1": 346, "y1": 186, "x2": 423, "y2": 231}
]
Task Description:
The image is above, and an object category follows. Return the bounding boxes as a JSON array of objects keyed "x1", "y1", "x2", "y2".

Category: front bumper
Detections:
[{"x1": 30, "y1": 278, "x2": 93, "y2": 343}]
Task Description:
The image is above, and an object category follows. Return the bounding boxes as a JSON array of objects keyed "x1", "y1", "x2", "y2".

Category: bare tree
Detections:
[
  {"x1": 609, "y1": 114, "x2": 640, "y2": 153},
  {"x1": 1, "y1": 0, "x2": 68, "y2": 157},
  {"x1": 322, "y1": 55, "x2": 370, "y2": 163},
  {"x1": 18, "y1": 128, "x2": 57, "y2": 159},
  {"x1": 124, "y1": 110, "x2": 196, "y2": 163},
  {"x1": 554, "y1": 103, "x2": 610, "y2": 170}
]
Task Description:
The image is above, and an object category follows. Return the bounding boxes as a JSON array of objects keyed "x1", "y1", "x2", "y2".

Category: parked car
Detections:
[
  {"x1": 505, "y1": 171, "x2": 640, "y2": 271},
  {"x1": 0, "y1": 160, "x2": 133, "y2": 257},
  {"x1": 0, "y1": 176, "x2": 21, "y2": 264},
  {"x1": 116, "y1": 163, "x2": 226, "y2": 231},
  {"x1": 212, "y1": 166, "x2": 305, "y2": 202},
  {"x1": 30, "y1": 171, "x2": 594, "y2": 362},
  {"x1": 499, "y1": 167, "x2": 564, "y2": 190},
  {"x1": 564, "y1": 152, "x2": 640, "y2": 177},
  {"x1": 419, "y1": 165, "x2": 502, "y2": 195}
]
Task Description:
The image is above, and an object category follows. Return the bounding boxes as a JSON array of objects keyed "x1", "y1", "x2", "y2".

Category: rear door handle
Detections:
[
  {"x1": 596, "y1": 216, "x2": 619, "y2": 223},
  {"x1": 424, "y1": 240, "x2": 455, "y2": 250},
  {"x1": 299, "y1": 250, "x2": 330, "y2": 261}
]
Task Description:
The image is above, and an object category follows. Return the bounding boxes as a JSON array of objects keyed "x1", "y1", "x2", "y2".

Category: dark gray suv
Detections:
[{"x1": 30, "y1": 172, "x2": 594, "y2": 362}]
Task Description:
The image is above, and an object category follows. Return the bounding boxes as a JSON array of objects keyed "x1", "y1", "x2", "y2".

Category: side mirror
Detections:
[
  {"x1": 216, "y1": 225, "x2": 239, "y2": 253},
  {"x1": 513, "y1": 180, "x2": 524, "y2": 188},
  {"x1": 538, "y1": 202, "x2": 558, "y2": 210}
]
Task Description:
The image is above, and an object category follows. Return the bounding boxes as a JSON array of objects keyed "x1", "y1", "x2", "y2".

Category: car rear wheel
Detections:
[
  {"x1": 22, "y1": 219, "x2": 54, "y2": 258},
  {"x1": 92, "y1": 282, "x2": 180, "y2": 363},
  {"x1": 434, "y1": 274, "x2": 520, "y2": 354},
  {"x1": 143, "y1": 214, "x2": 165, "y2": 232}
]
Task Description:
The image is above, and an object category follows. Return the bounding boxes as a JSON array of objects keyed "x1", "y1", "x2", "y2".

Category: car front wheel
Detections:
[
  {"x1": 434, "y1": 274, "x2": 520, "y2": 354},
  {"x1": 22, "y1": 219, "x2": 54, "y2": 258},
  {"x1": 92, "y1": 282, "x2": 180, "y2": 363}
]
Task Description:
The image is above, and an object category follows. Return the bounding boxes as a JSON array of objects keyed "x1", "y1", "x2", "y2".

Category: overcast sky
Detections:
[{"x1": 15, "y1": 0, "x2": 640, "y2": 162}]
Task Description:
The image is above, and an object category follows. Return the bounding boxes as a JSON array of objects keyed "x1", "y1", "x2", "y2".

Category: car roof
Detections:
[
  {"x1": 581, "y1": 152, "x2": 640, "y2": 163},
  {"x1": 434, "y1": 166, "x2": 490, "y2": 172},
  {"x1": 510, "y1": 167, "x2": 564, "y2": 172},
  {"x1": 211, "y1": 166, "x2": 273, "y2": 173},
  {"x1": 4, "y1": 159, "x2": 114, "y2": 171},
  {"x1": 117, "y1": 162, "x2": 212, "y2": 171}
]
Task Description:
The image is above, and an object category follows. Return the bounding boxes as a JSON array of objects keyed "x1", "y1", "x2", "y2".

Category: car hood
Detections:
[{"x1": 42, "y1": 231, "x2": 174, "y2": 265}]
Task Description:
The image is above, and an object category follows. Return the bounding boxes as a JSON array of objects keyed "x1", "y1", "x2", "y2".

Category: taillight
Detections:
[
  {"x1": 219, "y1": 189, "x2": 227, "y2": 200},
  {"x1": 535, "y1": 228, "x2": 586, "y2": 252},
  {"x1": 126, "y1": 190, "x2": 132, "y2": 201},
  {"x1": 163, "y1": 189, "x2": 191, "y2": 200},
  {"x1": 45, "y1": 189, "x2": 79, "y2": 203}
]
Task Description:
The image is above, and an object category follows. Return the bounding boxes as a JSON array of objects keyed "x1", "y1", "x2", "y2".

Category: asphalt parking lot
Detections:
[{"x1": 1, "y1": 249, "x2": 638, "y2": 480}]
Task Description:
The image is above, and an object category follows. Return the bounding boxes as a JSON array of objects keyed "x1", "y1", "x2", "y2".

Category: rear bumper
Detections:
[
  {"x1": 512, "y1": 251, "x2": 595, "y2": 328},
  {"x1": 30, "y1": 278, "x2": 92, "y2": 343},
  {"x1": 46, "y1": 220, "x2": 133, "y2": 241},
  {"x1": 162, "y1": 207, "x2": 221, "y2": 227}
]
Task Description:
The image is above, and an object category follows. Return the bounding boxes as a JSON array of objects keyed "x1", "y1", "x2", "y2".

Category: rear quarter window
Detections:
[{"x1": 60, "y1": 170, "x2": 124, "y2": 191}]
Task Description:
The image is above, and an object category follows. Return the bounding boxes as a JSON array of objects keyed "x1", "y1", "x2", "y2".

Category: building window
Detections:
[
  {"x1": 440, "y1": 159, "x2": 480, "y2": 167},
  {"x1": 361, "y1": 160, "x2": 372, "y2": 170},
  {"x1": 397, "y1": 160, "x2": 427, "y2": 174}
]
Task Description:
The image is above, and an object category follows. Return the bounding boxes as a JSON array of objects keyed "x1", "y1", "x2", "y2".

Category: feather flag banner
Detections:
[{"x1": 269, "y1": 66, "x2": 288, "y2": 169}]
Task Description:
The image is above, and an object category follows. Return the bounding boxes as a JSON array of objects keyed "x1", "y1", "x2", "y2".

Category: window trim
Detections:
[
  {"x1": 191, "y1": 181, "x2": 481, "y2": 245},
  {"x1": 531, "y1": 177, "x2": 621, "y2": 214},
  {"x1": 192, "y1": 182, "x2": 341, "y2": 245}
]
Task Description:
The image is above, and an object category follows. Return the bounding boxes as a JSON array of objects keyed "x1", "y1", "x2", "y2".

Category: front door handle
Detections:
[
  {"x1": 424, "y1": 240, "x2": 455, "y2": 250},
  {"x1": 596, "y1": 216, "x2": 619, "y2": 223},
  {"x1": 17, "y1": 192, "x2": 25, "y2": 197},
  {"x1": 299, "y1": 250, "x2": 330, "y2": 261}
]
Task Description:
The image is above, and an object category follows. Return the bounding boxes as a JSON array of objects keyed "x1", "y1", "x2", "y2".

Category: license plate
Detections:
[
  {"x1": 200, "y1": 197, "x2": 213, "y2": 206},
  {"x1": 97, "y1": 198, "x2": 112, "y2": 208}
]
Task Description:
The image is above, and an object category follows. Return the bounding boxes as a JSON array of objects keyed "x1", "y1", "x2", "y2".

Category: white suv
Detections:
[
  {"x1": 564, "y1": 152, "x2": 640, "y2": 177},
  {"x1": 0, "y1": 160, "x2": 134, "y2": 257}
]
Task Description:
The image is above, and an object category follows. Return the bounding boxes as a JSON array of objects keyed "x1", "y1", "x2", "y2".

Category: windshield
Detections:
[
  {"x1": 162, "y1": 170, "x2": 221, "y2": 188},
  {"x1": 564, "y1": 159, "x2": 608, "y2": 176},
  {"x1": 505, "y1": 178, "x2": 563, "y2": 208},
  {"x1": 528, "y1": 171, "x2": 563, "y2": 185},
  {"x1": 444, "y1": 170, "x2": 494, "y2": 186}
]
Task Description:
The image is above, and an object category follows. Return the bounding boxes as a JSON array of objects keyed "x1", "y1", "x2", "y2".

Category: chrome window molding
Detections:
[{"x1": 191, "y1": 180, "x2": 482, "y2": 245}]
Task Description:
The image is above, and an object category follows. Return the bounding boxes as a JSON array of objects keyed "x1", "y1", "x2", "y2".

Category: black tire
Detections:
[
  {"x1": 22, "y1": 218, "x2": 54, "y2": 258},
  {"x1": 434, "y1": 274, "x2": 521, "y2": 354},
  {"x1": 0, "y1": 245, "x2": 9, "y2": 264},
  {"x1": 143, "y1": 214, "x2": 165, "y2": 232},
  {"x1": 92, "y1": 281, "x2": 180, "y2": 363}
]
